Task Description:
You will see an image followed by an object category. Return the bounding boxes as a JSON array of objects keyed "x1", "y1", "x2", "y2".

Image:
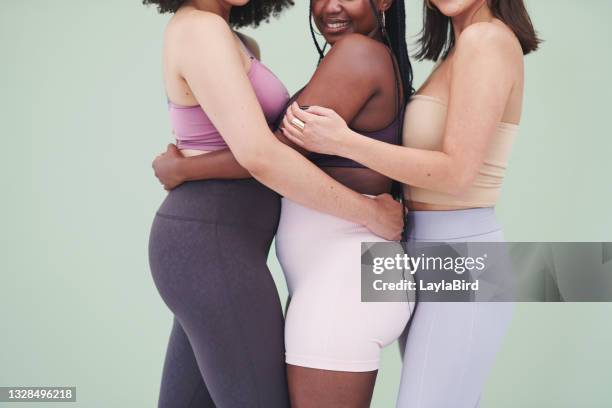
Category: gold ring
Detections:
[{"x1": 290, "y1": 118, "x2": 305, "y2": 131}]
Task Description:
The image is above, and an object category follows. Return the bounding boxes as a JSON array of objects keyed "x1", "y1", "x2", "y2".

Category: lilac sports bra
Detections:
[{"x1": 168, "y1": 36, "x2": 290, "y2": 151}]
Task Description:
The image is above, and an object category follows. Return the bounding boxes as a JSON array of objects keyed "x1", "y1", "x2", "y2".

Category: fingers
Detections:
[
  {"x1": 384, "y1": 230, "x2": 402, "y2": 241},
  {"x1": 152, "y1": 153, "x2": 164, "y2": 168},
  {"x1": 389, "y1": 227, "x2": 402, "y2": 241},
  {"x1": 290, "y1": 102, "x2": 318, "y2": 122},
  {"x1": 281, "y1": 114, "x2": 306, "y2": 145},
  {"x1": 153, "y1": 153, "x2": 161, "y2": 164},
  {"x1": 304, "y1": 105, "x2": 335, "y2": 117},
  {"x1": 166, "y1": 144, "x2": 182, "y2": 157},
  {"x1": 281, "y1": 123, "x2": 305, "y2": 147},
  {"x1": 282, "y1": 115, "x2": 296, "y2": 134},
  {"x1": 284, "y1": 105, "x2": 296, "y2": 126},
  {"x1": 377, "y1": 192, "x2": 395, "y2": 202}
]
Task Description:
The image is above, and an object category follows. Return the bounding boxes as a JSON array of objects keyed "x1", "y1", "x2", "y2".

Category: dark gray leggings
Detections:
[{"x1": 148, "y1": 179, "x2": 290, "y2": 408}]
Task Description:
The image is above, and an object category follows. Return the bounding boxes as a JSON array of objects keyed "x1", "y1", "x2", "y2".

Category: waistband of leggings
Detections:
[
  {"x1": 156, "y1": 179, "x2": 280, "y2": 230},
  {"x1": 405, "y1": 207, "x2": 501, "y2": 240}
]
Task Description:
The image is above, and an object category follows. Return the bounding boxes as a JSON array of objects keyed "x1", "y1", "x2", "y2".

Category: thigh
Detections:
[
  {"x1": 158, "y1": 317, "x2": 215, "y2": 408},
  {"x1": 181, "y1": 224, "x2": 289, "y2": 408},
  {"x1": 287, "y1": 365, "x2": 377, "y2": 408},
  {"x1": 397, "y1": 301, "x2": 514, "y2": 408},
  {"x1": 150, "y1": 217, "x2": 290, "y2": 408},
  {"x1": 284, "y1": 241, "x2": 411, "y2": 373},
  {"x1": 397, "y1": 213, "x2": 513, "y2": 407}
]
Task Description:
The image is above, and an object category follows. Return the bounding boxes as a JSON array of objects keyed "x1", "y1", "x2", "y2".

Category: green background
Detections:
[{"x1": 1, "y1": 0, "x2": 611, "y2": 407}]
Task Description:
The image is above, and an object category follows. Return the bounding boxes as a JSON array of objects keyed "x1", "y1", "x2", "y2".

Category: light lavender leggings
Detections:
[{"x1": 396, "y1": 208, "x2": 514, "y2": 408}]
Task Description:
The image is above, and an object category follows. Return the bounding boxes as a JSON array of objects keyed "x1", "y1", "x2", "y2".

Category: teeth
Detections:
[{"x1": 327, "y1": 21, "x2": 349, "y2": 30}]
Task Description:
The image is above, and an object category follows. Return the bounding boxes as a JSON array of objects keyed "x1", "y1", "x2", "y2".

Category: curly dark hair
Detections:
[{"x1": 142, "y1": 0, "x2": 295, "y2": 28}]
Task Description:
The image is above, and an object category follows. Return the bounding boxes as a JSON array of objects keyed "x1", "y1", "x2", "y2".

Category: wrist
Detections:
[
  {"x1": 336, "y1": 128, "x2": 359, "y2": 159},
  {"x1": 175, "y1": 156, "x2": 190, "y2": 182},
  {"x1": 357, "y1": 194, "x2": 377, "y2": 228}
]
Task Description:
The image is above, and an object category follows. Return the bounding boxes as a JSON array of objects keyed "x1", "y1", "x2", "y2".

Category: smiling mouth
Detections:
[{"x1": 324, "y1": 20, "x2": 350, "y2": 33}]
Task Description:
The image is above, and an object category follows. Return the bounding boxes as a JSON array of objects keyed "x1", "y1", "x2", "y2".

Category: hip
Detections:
[
  {"x1": 405, "y1": 207, "x2": 504, "y2": 242},
  {"x1": 155, "y1": 178, "x2": 280, "y2": 232}
]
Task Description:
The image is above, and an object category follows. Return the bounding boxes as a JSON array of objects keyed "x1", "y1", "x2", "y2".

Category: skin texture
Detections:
[
  {"x1": 282, "y1": 3, "x2": 399, "y2": 405},
  {"x1": 158, "y1": 0, "x2": 404, "y2": 240},
  {"x1": 155, "y1": 1, "x2": 399, "y2": 406},
  {"x1": 156, "y1": 1, "x2": 400, "y2": 197},
  {"x1": 157, "y1": 1, "x2": 402, "y2": 239},
  {"x1": 283, "y1": 0, "x2": 525, "y2": 211}
]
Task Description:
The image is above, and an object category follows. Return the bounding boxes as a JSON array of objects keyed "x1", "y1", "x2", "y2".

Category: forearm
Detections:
[
  {"x1": 177, "y1": 126, "x2": 312, "y2": 182},
  {"x1": 274, "y1": 128, "x2": 311, "y2": 157},
  {"x1": 248, "y1": 140, "x2": 374, "y2": 226},
  {"x1": 340, "y1": 130, "x2": 466, "y2": 195},
  {"x1": 178, "y1": 148, "x2": 252, "y2": 181}
]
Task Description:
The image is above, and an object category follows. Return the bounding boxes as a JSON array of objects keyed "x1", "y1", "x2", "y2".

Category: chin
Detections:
[
  {"x1": 228, "y1": 0, "x2": 250, "y2": 6},
  {"x1": 322, "y1": 30, "x2": 356, "y2": 45},
  {"x1": 431, "y1": 0, "x2": 473, "y2": 17}
]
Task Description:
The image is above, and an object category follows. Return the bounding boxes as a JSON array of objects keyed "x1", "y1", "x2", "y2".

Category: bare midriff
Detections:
[
  {"x1": 406, "y1": 198, "x2": 475, "y2": 211},
  {"x1": 180, "y1": 149, "x2": 214, "y2": 158}
]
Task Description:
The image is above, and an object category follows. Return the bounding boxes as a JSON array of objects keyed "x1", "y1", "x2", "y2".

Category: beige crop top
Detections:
[{"x1": 403, "y1": 95, "x2": 519, "y2": 207}]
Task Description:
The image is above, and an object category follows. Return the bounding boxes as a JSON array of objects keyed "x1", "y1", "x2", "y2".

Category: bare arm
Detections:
[
  {"x1": 152, "y1": 126, "x2": 306, "y2": 186},
  {"x1": 154, "y1": 33, "x2": 385, "y2": 186},
  {"x1": 165, "y1": 12, "x2": 402, "y2": 239},
  {"x1": 285, "y1": 23, "x2": 521, "y2": 196}
]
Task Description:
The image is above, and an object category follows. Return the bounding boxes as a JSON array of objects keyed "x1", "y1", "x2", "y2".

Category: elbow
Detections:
[{"x1": 232, "y1": 144, "x2": 271, "y2": 177}]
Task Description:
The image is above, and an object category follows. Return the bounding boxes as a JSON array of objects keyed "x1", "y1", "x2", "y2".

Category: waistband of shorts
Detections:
[
  {"x1": 280, "y1": 196, "x2": 373, "y2": 232},
  {"x1": 405, "y1": 207, "x2": 501, "y2": 240}
]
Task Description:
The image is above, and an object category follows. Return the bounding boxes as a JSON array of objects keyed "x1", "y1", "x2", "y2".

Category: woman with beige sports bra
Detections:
[{"x1": 282, "y1": 0, "x2": 541, "y2": 406}]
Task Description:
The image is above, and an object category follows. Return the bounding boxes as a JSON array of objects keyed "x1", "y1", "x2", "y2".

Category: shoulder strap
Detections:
[{"x1": 234, "y1": 31, "x2": 255, "y2": 59}]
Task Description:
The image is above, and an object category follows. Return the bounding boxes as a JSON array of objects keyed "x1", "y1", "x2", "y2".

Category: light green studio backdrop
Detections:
[{"x1": 1, "y1": 1, "x2": 611, "y2": 407}]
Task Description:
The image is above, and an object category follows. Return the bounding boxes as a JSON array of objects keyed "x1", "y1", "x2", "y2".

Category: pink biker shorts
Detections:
[{"x1": 275, "y1": 196, "x2": 414, "y2": 372}]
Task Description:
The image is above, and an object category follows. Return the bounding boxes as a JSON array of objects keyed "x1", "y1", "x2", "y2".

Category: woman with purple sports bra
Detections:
[
  {"x1": 145, "y1": 0, "x2": 409, "y2": 407},
  {"x1": 283, "y1": 0, "x2": 541, "y2": 406},
  {"x1": 150, "y1": 0, "x2": 414, "y2": 406}
]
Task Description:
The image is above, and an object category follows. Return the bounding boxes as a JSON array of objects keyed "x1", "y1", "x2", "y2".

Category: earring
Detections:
[
  {"x1": 426, "y1": 0, "x2": 434, "y2": 10},
  {"x1": 382, "y1": 10, "x2": 386, "y2": 28}
]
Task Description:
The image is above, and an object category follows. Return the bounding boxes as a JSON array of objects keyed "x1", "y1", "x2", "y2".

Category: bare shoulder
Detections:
[
  {"x1": 166, "y1": 9, "x2": 233, "y2": 43},
  {"x1": 322, "y1": 33, "x2": 392, "y2": 76},
  {"x1": 236, "y1": 32, "x2": 261, "y2": 60},
  {"x1": 456, "y1": 21, "x2": 523, "y2": 60},
  {"x1": 329, "y1": 33, "x2": 390, "y2": 61}
]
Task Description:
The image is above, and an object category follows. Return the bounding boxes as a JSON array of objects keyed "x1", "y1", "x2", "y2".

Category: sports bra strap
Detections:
[{"x1": 234, "y1": 31, "x2": 255, "y2": 60}]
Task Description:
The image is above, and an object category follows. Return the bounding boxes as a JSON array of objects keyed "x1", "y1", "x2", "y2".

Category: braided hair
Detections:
[
  {"x1": 308, "y1": 0, "x2": 418, "y2": 314},
  {"x1": 308, "y1": 0, "x2": 414, "y2": 199},
  {"x1": 369, "y1": 0, "x2": 414, "y2": 212},
  {"x1": 368, "y1": 0, "x2": 418, "y2": 327}
]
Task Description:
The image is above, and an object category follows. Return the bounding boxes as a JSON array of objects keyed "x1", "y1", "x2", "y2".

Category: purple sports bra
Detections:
[
  {"x1": 168, "y1": 34, "x2": 401, "y2": 169},
  {"x1": 308, "y1": 115, "x2": 402, "y2": 168},
  {"x1": 168, "y1": 36, "x2": 290, "y2": 151}
]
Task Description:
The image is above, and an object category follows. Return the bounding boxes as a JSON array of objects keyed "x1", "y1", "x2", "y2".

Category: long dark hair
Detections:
[
  {"x1": 371, "y1": 0, "x2": 413, "y2": 207},
  {"x1": 306, "y1": 0, "x2": 416, "y2": 314},
  {"x1": 308, "y1": 0, "x2": 413, "y2": 200},
  {"x1": 142, "y1": 0, "x2": 295, "y2": 28},
  {"x1": 416, "y1": 0, "x2": 541, "y2": 61}
]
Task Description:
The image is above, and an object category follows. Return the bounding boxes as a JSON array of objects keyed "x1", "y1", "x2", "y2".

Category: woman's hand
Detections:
[
  {"x1": 281, "y1": 102, "x2": 354, "y2": 156},
  {"x1": 152, "y1": 144, "x2": 185, "y2": 190},
  {"x1": 366, "y1": 194, "x2": 405, "y2": 241}
]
